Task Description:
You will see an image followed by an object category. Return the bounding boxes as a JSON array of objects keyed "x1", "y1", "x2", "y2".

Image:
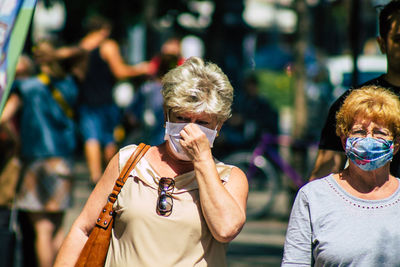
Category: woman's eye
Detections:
[
  {"x1": 374, "y1": 130, "x2": 390, "y2": 137},
  {"x1": 176, "y1": 116, "x2": 189, "y2": 122}
]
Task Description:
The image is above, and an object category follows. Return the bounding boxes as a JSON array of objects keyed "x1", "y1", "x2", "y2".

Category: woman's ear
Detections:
[
  {"x1": 216, "y1": 120, "x2": 226, "y2": 137},
  {"x1": 340, "y1": 135, "x2": 347, "y2": 151},
  {"x1": 163, "y1": 106, "x2": 168, "y2": 123},
  {"x1": 216, "y1": 121, "x2": 224, "y2": 132},
  {"x1": 377, "y1": 36, "x2": 387, "y2": 54}
]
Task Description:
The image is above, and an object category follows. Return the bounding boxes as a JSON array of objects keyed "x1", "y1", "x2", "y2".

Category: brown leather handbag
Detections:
[{"x1": 75, "y1": 143, "x2": 150, "y2": 267}]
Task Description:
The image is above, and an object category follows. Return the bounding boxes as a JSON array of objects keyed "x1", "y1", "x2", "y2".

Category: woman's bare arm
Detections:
[
  {"x1": 100, "y1": 39, "x2": 150, "y2": 80},
  {"x1": 180, "y1": 123, "x2": 248, "y2": 243},
  {"x1": 195, "y1": 162, "x2": 248, "y2": 243},
  {"x1": 54, "y1": 153, "x2": 120, "y2": 267},
  {"x1": 309, "y1": 149, "x2": 347, "y2": 181},
  {"x1": 0, "y1": 94, "x2": 22, "y2": 124}
]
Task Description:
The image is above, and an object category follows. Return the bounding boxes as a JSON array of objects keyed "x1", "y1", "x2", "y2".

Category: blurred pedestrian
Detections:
[
  {"x1": 125, "y1": 52, "x2": 181, "y2": 146},
  {"x1": 0, "y1": 54, "x2": 34, "y2": 211},
  {"x1": 0, "y1": 53, "x2": 34, "y2": 267},
  {"x1": 215, "y1": 72, "x2": 279, "y2": 157},
  {"x1": 309, "y1": 0, "x2": 400, "y2": 180},
  {"x1": 0, "y1": 40, "x2": 79, "y2": 267},
  {"x1": 149, "y1": 36, "x2": 185, "y2": 74},
  {"x1": 76, "y1": 14, "x2": 150, "y2": 184}
]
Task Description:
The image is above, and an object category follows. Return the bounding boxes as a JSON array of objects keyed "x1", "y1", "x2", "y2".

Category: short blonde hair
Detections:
[
  {"x1": 161, "y1": 56, "x2": 233, "y2": 123},
  {"x1": 336, "y1": 86, "x2": 400, "y2": 137}
]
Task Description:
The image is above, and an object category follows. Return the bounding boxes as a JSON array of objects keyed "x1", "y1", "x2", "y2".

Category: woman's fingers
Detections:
[
  {"x1": 180, "y1": 124, "x2": 208, "y2": 145},
  {"x1": 179, "y1": 124, "x2": 211, "y2": 160}
]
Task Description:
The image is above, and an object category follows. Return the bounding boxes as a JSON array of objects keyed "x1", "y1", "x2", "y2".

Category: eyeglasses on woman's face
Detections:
[
  {"x1": 349, "y1": 120, "x2": 393, "y2": 140},
  {"x1": 157, "y1": 177, "x2": 175, "y2": 216},
  {"x1": 168, "y1": 110, "x2": 219, "y2": 130}
]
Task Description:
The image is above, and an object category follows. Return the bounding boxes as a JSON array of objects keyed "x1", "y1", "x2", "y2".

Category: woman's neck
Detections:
[
  {"x1": 148, "y1": 143, "x2": 195, "y2": 177},
  {"x1": 336, "y1": 166, "x2": 397, "y2": 200}
]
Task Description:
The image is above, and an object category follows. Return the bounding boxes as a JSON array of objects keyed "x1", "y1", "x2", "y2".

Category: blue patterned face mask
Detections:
[{"x1": 345, "y1": 137, "x2": 394, "y2": 171}]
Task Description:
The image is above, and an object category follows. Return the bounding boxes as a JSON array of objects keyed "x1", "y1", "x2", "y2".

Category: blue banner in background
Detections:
[{"x1": 0, "y1": 0, "x2": 37, "y2": 115}]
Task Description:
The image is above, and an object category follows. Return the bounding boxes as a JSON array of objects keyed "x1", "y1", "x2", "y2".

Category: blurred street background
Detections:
[
  {"x1": 22, "y1": 0, "x2": 388, "y2": 148},
  {"x1": 28, "y1": 0, "x2": 388, "y2": 180},
  {"x1": 0, "y1": 0, "x2": 393, "y2": 266}
]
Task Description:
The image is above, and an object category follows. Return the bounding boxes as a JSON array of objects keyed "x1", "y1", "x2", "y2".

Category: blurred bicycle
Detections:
[{"x1": 223, "y1": 133, "x2": 315, "y2": 219}]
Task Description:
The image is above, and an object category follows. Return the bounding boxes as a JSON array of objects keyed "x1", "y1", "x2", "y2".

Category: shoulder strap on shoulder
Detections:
[{"x1": 108, "y1": 143, "x2": 150, "y2": 204}]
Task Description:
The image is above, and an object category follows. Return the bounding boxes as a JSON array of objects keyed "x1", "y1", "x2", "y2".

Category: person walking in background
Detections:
[
  {"x1": 125, "y1": 53, "x2": 180, "y2": 146},
  {"x1": 75, "y1": 14, "x2": 150, "y2": 184},
  {"x1": 54, "y1": 57, "x2": 248, "y2": 267},
  {"x1": 0, "y1": 40, "x2": 79, "y2": 267},
  {"x1": 309, "y1": 0, "x2": 400, "y2": 181},
  {"x1": 125, "y1": 46, "x2": 182, "y2": 146},
  {"x1": 0, "y1": 53, "x2": 35, "y2": 267},
  {"x1": 33, "y1": 14, "x2": 151, "y2": 185},
  {"x1": 148, "y1": 36, "x2": 185, "y2": 73},
  {"x1": 214, "y1": 72, "x2": 279, "y2": 158},
  {"x1": 283, "y1": 86, "x2": 400, "y2": 266},
  {"x1": 0, "y1": 54, "x2": 35, "y2": 209}
]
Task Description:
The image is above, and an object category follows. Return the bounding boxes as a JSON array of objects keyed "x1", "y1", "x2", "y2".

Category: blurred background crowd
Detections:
[
  {"x1": 10, "y1": 0, "x2": 388, "y2": 163},
  {"x1": 3, "y1": 0, "x2": 389, "y2": 173},
  {"x1": 0, "y1": 0, "x2": 392, "y2": 266}
]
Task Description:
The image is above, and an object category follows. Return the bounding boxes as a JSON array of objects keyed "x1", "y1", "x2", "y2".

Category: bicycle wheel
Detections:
[{"x1": 222, "y1": 151, "x2": 280, "y2": 219}]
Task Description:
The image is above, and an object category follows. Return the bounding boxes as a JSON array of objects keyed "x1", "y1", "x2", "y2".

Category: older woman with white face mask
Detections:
[
  {"x1": 54, "y1": 56, "x2": 248, "y2": 267},
  {"x1": 282, "y1": 86, "x2": 400, "y2": 266}
]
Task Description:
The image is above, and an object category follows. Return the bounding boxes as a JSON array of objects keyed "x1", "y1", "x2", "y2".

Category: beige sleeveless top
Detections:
[{"x1": 104, "y1": 144, "x2": 234, "y2": 267}]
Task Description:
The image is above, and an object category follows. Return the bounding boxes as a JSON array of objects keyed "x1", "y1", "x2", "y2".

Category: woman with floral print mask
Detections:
[{"x1": 282, "y1": 86, "x2": 400, "y2": 266}]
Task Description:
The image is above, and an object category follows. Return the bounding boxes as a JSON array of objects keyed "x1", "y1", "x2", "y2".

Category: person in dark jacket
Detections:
[{"x1": 309, "y1": 0, "x2": 400, "y2": 181}]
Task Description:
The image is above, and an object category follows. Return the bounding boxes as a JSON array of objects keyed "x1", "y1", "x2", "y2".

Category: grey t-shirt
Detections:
[{"x1": 282, "y1": 175, "x2": 400, "y2": 267}]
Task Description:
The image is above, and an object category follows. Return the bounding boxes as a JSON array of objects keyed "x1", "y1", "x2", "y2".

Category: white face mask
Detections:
[{"x1": 164, "y1": 121, "x2": 218, "y2": 161}]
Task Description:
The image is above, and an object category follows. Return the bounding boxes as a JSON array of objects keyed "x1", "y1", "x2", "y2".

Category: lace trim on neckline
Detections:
[{"x1": 325, "y1": 176, "x2": 400, "y2": 210}]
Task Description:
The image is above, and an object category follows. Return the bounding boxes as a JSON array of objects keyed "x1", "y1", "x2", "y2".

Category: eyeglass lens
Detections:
[
  {"x1": 159, "y1": 178, "x2": 174, "y2": 191},
  {"x1": 157, "y1": 178, "x2": 175, "y2": 216}
]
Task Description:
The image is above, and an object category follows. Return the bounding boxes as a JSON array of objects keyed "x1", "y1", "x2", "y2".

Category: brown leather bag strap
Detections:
[{"x1": 108, "y1": 143, "x2": 150, "y2": 204}]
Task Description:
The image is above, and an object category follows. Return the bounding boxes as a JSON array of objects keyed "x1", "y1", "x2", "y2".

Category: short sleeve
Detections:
[{"x1": 281, "y1": 189, "x2": 312, "y2": 266}]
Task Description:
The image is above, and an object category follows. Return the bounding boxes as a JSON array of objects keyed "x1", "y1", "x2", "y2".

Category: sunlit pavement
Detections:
[{"x1": 63, "y1": 158, "x2": 289, "y2": 267}]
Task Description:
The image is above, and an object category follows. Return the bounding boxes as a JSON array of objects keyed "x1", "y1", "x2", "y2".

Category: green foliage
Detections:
[{"x1": 255, "y1": 69, "x2": 294, "y2": 111}]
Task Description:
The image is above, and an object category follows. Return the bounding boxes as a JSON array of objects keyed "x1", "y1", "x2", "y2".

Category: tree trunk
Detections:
[
  {"x1": 293, "y1": 0, "x2": 309, "y2": 140},
  {"x1": 292, "y1": 0, "x2": 309, "y2": 180}
]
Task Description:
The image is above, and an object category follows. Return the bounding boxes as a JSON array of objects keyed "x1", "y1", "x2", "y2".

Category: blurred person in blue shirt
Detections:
[{"x1": 0, "y1": 40, "x2": 79, "y2": 267}]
